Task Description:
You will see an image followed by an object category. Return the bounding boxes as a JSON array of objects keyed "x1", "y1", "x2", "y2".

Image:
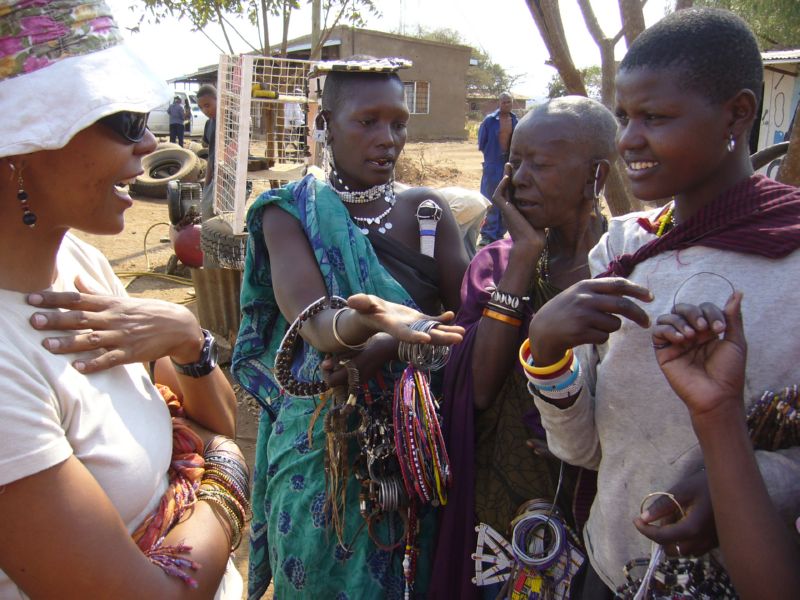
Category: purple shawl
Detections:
[{"x1": 429, "y1": 238, "x2": 540, "y2": 600}]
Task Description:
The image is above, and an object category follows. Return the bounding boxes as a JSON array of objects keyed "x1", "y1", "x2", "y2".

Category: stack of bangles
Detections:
[
  {"x1": 519, "y1": 339, "x2": 583, "y2": 401},
  {"x1": 196, "y1": 441, "x2": 252, "y2": 552},
  {"x1": 481, "y1": 288, "x2": 528, "y2": 328}
]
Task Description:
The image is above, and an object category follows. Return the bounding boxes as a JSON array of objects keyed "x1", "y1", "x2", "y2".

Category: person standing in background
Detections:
[
  {"x1": 197, "y1": 84, "x2": 217, "y2": 221},
  {"x1": 478, "y1": 91, "x2": 517, "y2": 247},
  {"x1": 166, "y1": 96, "x2": 184, "y2": 147}
]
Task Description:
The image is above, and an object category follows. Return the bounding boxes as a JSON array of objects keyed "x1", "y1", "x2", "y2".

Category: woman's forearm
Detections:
[
  {"x1": 692, "y1": 408, "x2": 800, "y2": 600},
  {"x1": 473, "y1": 246, "x2": 539, "y2": 409}
]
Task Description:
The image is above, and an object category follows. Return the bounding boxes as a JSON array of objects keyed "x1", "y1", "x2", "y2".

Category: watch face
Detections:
[{"x1": 208, "y1": 335, "x2": 219, "y2": 367}]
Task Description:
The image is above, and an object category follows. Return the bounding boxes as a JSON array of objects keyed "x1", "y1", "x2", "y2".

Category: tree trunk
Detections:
[
  {"x1": 279, "y1": 0, "x2": 292, "y2": 57},
  {"x1": 310, "y1": 0, "x2": 321, "y2": 60},
  {"x1": 674, "y1": 0, "x2": 694, "y2": 10},
  {"x1": 524, "y1": 0, "x2": 587, "y2": 96},
  {"x1": 618, "y1": 0, "x2": 646, "y2": 48},
  {"x1": 777, "y1": 102, "x2": 800, "y2": 186},
  {"x1": 260, "y1": 0, "x2": 271, "y2": 54}
]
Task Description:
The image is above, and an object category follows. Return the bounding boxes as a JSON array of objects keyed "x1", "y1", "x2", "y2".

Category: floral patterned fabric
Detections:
[
  {"x1": 232, "y1": 175, "x2": 436, "y2": 599},
  {"x1": 0, "y1": 0, "x2": 121, "y2": 80}
]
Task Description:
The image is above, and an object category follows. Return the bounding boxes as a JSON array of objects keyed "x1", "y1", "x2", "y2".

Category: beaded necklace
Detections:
[
  {"x1": 655, "y1": 205, "x2": 676, "y2": 237},
  {"x1": 330, "y1": 168, "x2": 397, "y2": 234}
]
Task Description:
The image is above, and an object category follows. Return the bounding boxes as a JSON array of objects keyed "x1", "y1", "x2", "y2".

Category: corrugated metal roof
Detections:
[{"x1": 762, "y1": 49, "x2": 800, "y2": 65}]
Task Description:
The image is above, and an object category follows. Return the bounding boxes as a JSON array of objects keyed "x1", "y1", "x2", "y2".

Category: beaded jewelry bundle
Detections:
[
  {"x1": 614, "y1": 553, "x2": 736, "y2": 599},
  {"x1": 471, "y1": 500, "x2": 585, "y2": 600},
  {"x1": 746, "y1": 385, "x2": 799, "y2": 451}
]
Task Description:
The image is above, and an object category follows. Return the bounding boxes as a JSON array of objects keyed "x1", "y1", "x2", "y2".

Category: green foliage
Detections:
[
  {"x1": 547, "y1": 65, "x2": 602, "y2": 100},
  {"x1": 695, "y1": 0, "x2": 800, "y2": 49},
  {"x1": 402, "y1": 25, "x2": 522, "y2": 97},
  {"x1": 135, "y1": 0, "x2": 378, "y2": 38}
]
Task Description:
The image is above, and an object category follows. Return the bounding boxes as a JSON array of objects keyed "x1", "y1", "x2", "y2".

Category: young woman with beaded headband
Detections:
[
  {"x1": 0, "y1": 1, "x2": 249, "y2": 597},
  {"x1": 523, "y1": 8, "x2": 800, "y2": 597},
  {"x1": 231, "y1": 57, "x2": 468, "y2": 598}
]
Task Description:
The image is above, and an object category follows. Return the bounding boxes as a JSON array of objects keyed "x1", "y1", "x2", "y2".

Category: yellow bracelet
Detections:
[
  {"x1": 519, "y1": 339, "x2": 573, "y2": 376},
  {"x1": 482, "y1": 307, "x2": 523, "y2": 327}
]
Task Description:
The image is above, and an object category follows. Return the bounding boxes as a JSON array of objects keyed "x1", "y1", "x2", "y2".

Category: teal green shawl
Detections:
[{"x1": 232, "y1": 175, "x2": 416, "y2": 409}]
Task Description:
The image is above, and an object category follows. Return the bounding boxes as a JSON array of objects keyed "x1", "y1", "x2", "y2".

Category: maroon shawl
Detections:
[{"x1": 601, "y1": 174, "x2": 800, "y2": 278}]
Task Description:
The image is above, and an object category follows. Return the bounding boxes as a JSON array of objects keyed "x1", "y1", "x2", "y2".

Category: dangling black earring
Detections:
[{"x1": 15, "y1": 169, "x2": 37, "y2": 228}]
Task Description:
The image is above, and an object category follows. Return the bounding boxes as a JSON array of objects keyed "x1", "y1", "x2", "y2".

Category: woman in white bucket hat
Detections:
[{"x1": 0, "y1": 2, "x2": 246, "y2": 597}]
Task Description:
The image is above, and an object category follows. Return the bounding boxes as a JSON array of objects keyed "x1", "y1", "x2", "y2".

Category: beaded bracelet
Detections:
[
  {"x1": 490, "y1": 288, "x2": 529, "y2": 311},
  {"x1": 331, "y1": 307, "x2": 369, "y2": 350},
  {"x1": 274, "y1": 295, "x2": 348, "y2": 397},
  {"x1": 482, "y1": 307, "x2": 522, "y2": 327},
  {"x1": 523, "y1": 350, "x2": 577, "y2": 386},
  {"x1": 527, "y1": 376, "x2": 583, "y2": 401},
  {"x1": 519, "y1": 339, "x2": 573, "y2": 377},
  {"x1": 485, "y1": 300, "x2": 523, "y2": 319},
  {"x1": 528, "y1": 361, "x2": 581, "y2": 393}
]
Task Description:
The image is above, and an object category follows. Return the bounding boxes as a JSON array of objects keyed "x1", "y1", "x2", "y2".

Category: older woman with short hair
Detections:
[{"x1": 432, "y1": 96, "x2": 619, "y2": 600}]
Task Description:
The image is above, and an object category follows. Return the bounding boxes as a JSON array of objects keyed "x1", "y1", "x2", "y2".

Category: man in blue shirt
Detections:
[
  {"x1": 478, "y1": 92, "x2": 517, "y2": 246},
  {"x1": 167, "y1": 96, "x2": 185, "y2": 147}
]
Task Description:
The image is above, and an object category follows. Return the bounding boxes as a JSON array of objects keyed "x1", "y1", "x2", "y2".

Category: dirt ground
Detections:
[{"x1": 70, "y1": 140, "x2": 483, "y2": 599}]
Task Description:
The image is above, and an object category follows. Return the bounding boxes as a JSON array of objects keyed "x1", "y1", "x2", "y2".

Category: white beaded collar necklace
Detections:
[{"x1": 330, "y1": 168, "x2": 397, "y2": 235}]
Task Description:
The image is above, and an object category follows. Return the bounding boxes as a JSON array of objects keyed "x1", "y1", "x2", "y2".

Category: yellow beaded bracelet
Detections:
[{"x1": 518, "y1": 338, "x2": 573, "y2": 376}]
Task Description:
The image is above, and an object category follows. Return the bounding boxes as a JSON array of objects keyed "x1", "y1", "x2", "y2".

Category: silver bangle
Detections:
[
  {"x1": 397, "y1": 319, "x2": 450, "y2": 370},
  {"x1": 331, "y1": 307, "x2": 369, "y2": 350}
]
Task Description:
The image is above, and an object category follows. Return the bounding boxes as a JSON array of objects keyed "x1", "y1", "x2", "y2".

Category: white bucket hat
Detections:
[{"x1": 0, "y1": 0, "x2": 170, "y2": 158}]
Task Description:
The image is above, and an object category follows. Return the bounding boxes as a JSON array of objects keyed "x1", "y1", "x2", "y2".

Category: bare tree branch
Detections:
[
  {"x1": 220, "y1": 13, "x2": 261, "y2": 53},
  {"x1": 523, "y1": 0, "x2": 587, "y2": 96},
  {"x1": 213, "y1": 4, "x2": 235, "y2": 53},
  {"x1": 618, "y1": 0, "x2": 646, "y2": 47}
]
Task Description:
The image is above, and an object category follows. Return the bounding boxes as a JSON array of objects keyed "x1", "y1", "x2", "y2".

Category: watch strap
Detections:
[{"x1": 171, "y1": 328, "x2": 218, "y2": 378}]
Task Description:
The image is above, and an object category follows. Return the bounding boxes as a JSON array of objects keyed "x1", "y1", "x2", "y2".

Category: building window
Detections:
[{"x1": 403, "y1": 81, "x2": 430, "y2": 114}]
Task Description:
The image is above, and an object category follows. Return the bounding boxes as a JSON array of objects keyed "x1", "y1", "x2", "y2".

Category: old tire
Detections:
[
  {"x1": 156, "y1": 142, "x2": 183, "y2": 151},
  {"x1": 200, "y1": 216, "x2": 248, "y2": 270},
  {"x1": 131, "y1": 148, "x2": 201, "y2": 198}
]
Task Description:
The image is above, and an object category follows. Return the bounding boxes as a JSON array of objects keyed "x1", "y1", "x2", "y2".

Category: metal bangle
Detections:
[{"x1": 331, "y1": 307, "x2": 369, "y2": 350}]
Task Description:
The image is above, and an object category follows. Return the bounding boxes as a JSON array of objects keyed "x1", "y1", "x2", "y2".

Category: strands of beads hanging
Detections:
[
  {"x1": 746, "y1": 385, "x2": 800, "y2": 451},
  {"x1": 392, "y1": 319, "x2": 453, "y2": 599},
  {"x1": 393, "y1": 366, "x2": 452, "y2": 507},
  {"x1": 537, "y1": 232, "x2": 551, "y2": 282}
]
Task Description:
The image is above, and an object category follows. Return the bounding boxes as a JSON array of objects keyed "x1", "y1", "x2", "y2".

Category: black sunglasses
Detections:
[{"x1": 99, "y1": 111, "x2": 149, "y2": 143}]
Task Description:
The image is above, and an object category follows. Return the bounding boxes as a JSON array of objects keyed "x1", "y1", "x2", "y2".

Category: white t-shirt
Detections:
[{"x1": 0, "y1": 234, "x2": 172, "y2": 598}]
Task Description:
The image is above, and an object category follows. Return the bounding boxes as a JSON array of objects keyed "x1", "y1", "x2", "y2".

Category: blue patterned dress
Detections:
[{"x1": 233, "y1": 176, "x2": 435, "y2": 599}]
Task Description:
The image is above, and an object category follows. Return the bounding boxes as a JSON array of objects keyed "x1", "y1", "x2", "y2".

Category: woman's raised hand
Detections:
[
  {"x1": 491, "y1": 162, "x2": 546, "y2": 255},
  {"x1": 346, "y1": 293, "x2": 464, "y2": 346},
  {"x1": 651, "y1": 292, "x2": 747, "y2": 421},
  {"x1": 528, "y1": 277, "x2": 653, "y2": 365},
  {"x1": 28, "y1": 276, "x2": 204, "y2": 373}
]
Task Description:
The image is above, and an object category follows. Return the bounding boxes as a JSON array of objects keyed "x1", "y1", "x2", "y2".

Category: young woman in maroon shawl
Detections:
[
  {"x1": 526, "y1": 9, "x2": 800, "y2": 597},
  {"x1": 430, "y1": 96, "x2": 619, "y2": 600}
]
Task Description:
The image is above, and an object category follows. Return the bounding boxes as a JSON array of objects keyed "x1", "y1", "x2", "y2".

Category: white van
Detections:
[{"x1": 147, "y1": 90, "x2": 209, "y2": 138}]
